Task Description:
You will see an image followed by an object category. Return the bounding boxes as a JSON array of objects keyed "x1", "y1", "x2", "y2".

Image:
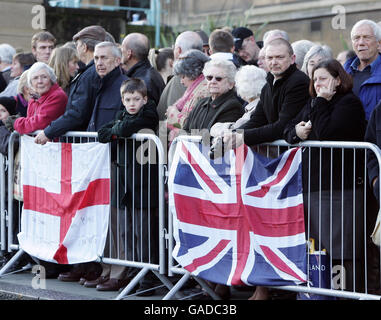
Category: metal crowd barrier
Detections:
[
  {"x1": 0, "y1": 153, "x2": 6, "y2": 253},
  {"x1": 0, "y1": 131, "x2": 178, "y2": 300},
  {"x1": 165, "y1": 135, "x2": 381, "y2": 300}
]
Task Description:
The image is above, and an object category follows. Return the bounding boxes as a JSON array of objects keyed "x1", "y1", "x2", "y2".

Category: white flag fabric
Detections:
[{"x1": 17, "y1": 135, "x2": 110, "y2": 264}]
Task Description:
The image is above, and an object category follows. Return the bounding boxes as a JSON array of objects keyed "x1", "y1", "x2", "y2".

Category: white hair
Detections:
[
  {"x1": 291, "y1": 40, "x2": 315, "y2": 69},
  {"x1": 27, "y1": 62, "x2": 57, "y2": 87},
  {"x1": 235, "y1": 65, "x2": 266, "y2": 101},
  {"x1": 203, "y1": 58, "x2": 237, "y2": 85},
  {"x1": 263, "y1": 29, "x2": 290, "y2": 46},
  {"x1": 95, "y1": 41, "x2": 122, "y2": 58},
  {"x1": 0, "y1": 43, "x2": 16, "y2": 65},
  {"x1": 351, "y1": 19, "x2": 381, "y2": 41}
]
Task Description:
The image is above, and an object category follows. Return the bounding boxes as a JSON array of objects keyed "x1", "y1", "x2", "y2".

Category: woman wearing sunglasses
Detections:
[{"x1": 183, "y1": 59, "x2": 244, "y2": 133}]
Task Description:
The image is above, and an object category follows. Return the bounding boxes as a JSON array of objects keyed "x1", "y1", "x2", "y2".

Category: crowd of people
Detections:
[{"x1": 0, "y1": 17, "x2": 380, "y2": 299}]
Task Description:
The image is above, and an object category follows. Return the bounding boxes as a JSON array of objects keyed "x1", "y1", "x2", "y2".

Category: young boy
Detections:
[
  {"x1": 96, "y1": 78, "x2": 160, "y2": 295},
  {"x1": 0, "y1": 96, "x2": 17, "y2": 155}
]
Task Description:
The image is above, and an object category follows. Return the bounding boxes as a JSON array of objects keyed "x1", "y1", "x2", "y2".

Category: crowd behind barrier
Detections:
[
  {"x1": 0, "y1": 17, "x2": 381, "y2": 300},
  {"x1": 0, "y1": 131, "x2": 380, "y2": 300}
]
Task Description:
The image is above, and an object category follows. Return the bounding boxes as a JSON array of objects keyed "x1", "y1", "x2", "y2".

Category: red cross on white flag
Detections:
[{"x1": 17, "y1": 135, "x2": 110, "y2": 264}]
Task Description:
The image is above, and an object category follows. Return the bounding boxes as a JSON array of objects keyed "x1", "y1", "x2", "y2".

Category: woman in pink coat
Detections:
[{"x1": 5, "y1": 62, "x2": 67, "y2": 134}]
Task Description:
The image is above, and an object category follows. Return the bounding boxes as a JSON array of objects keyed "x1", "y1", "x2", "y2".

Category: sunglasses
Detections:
[{"x1": 206, "y1": 75, "x2": 226, "y2": 82}]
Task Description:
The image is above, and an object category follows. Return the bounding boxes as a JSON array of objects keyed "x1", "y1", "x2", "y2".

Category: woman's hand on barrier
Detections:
[
  {"x1": 34, "y1": 131, "x2": 49, "y2": 145},
  {"x1": 295, "y1": 121, "x2": 312, "y2": 141},
  {"x1": 223, "y1": 130, "x2": 244, "y2": 151}
]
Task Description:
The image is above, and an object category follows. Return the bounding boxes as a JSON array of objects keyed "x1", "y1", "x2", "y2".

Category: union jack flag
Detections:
[{"x1": 168, "y1": 139, "x2": 307, "y2": 286}]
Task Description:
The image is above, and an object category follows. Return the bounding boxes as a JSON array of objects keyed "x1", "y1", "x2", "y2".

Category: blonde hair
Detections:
[
  {"x1": 48, "y1": 46, "x2": 79, "y2": 90},
  {"x1": 17, "y1": 70, "x2": 29, "y2": 95}
]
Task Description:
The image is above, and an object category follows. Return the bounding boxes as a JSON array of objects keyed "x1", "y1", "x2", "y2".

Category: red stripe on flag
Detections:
[
  {"x1": 174, "y1": 194, "x2": 305, "y2": 237},
  {"x1": 247, "y1": 148, "x2": 298, "y2": 198},
  {"x1": 184, "y1": 239, "x2": 230, "y2": 273},
  {"x1": 181, "y1": 143, "x2": 223, "y2": 194},
  {"x1": 260, "y1": 245, "x2": 306, "y2": 283}
]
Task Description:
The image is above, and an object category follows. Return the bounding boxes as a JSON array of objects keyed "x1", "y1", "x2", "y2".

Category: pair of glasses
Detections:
[{"x1": 206, "y1": 75, "x2": 226, "y2": 82}]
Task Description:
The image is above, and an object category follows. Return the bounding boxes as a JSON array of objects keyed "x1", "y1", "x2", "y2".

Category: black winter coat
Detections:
[
  {"x1": 124, "y1": 59, "x2": 165, "y2": 106},
  {"x1": 240, "y1": 63, "x2": 310, "y2": 145},
  {"x1": 283, "y1": 92, "x2": 366, "y2": 260},
  {"x1": 183, "y1": 88, "x2": 244, "y2": 132},
  {"x1": 284, "y1": 93, "x2": 366, "y2": 192},
  {"x1": 44, "y1": 60, "x2": 99, "y2": 139},
  {"x1": 99, "y1": 100, "x2": 159, "y2": 209}
]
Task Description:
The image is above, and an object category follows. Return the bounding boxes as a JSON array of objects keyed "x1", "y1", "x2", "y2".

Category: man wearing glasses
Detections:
[{"x1": 344, "y1": 19, "x2": 381, "y2": 120}]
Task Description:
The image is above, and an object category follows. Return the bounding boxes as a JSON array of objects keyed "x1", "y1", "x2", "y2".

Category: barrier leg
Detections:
[
  {"x1": 151, "y1": 269, "x2": 185, "y2": 299},
  {"x1": 115, "y1": 266, "x2": 150, "y2": 300},
  {"x1": 162, "y1": 272, "x2": 191, "y2": 300},
  {"x1": 0, "y1": 249, "x2": 25, "y2": 277}
]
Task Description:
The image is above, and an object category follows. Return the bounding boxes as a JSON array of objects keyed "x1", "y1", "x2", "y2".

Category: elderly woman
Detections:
[
  {"x1": 166, "y1": 49, "x2": 210, "y2": 141},
  {"x1": 301, "y1": 44, "x2": 333, "y2": 78},
  {"x1": 284, "y1": 59, "x2": 366, "y2": 293},
  {"x1": 210, "y1": 65, "x2": 267, "y2": 136},
  {"x1": 183, "y1": 59, "x2": 244, "y2": 133},
  {"x1": 5, "y1": 62, "x2": 67, "y2": 134}
]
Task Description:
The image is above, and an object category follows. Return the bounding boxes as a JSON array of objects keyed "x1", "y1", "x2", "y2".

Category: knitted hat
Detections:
[{"x1": 0, "y1": 97, "x2": 17, "y2": 115}]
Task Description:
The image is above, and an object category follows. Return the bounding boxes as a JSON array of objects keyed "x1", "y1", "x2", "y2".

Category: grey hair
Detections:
[
  {"x1": 173, "y1": 49, "x2": 210, "y2": 80},
  {"x1": 0, "y1": 43, "x2": 16, "y2": 65},
  {"x1": 351, "y1": 19, "x2": 381, "y2": 41},
  {"x1": 291, "y1": 39, "x2": 316, "y2": 69},
  {"x1": 202, "y1": 58, "x2": 237, "y2": 85},
  {"x1": 175, "y1": 31, "x2": 203, "y2": 53},
  {"x1": 301, "y1": 44, "x2": 333, "y2": 75},
  {"x1": 95, "y1": 41, "x2": 122, "y2": 58},
  {"x1": 235, "y1": 65, "x2": 267, "y2": 101},
  {"x1": 263, "y1": 29, "x2": 290, "y2": 46},
  {"x1": 27, "y1": 62, "x2": 57, "y2": 86}
]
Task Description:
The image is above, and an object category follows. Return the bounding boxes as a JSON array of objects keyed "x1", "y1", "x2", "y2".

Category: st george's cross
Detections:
[
  {"x1": 17, "y1": 135, "x2": 110, "y2": 264},
  {"x1": 168, "y1": 139, "x2": 307, "y2": 286}
]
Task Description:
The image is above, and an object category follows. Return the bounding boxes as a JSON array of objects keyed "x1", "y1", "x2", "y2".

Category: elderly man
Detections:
[
  {"x1": 156, "y1": 30, "x2": 203, "y2": 120},
  {"x1": 231, "y1": 27, "x2": 262, "y2": 66},
  {"x1": 31, "y1": 31, "x2": 56, "y2": 64},
  {"x1": 223, "y1": 38, "x2": 310, "y2": 151},
  {"x1": 34, "y1": 25, "x2": 107, "y2": 145},
  {"x1": 344, "y1": 19, "x2": 381, "y2": 120},
  {"x1": 121, "y1": 32, "x2": 164, "y2": 105},
  {"x1": 86, "y1": 42, "x2": 127, "y2": 131}
]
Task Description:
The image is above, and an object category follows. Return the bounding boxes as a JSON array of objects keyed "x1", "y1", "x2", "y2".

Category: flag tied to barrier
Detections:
[
  {"x1": 168, "y1": 140, "x2": 307, "y2": 286},
  {"x1": 17, "y1": 135, "x2": 110, "y2": 264}
]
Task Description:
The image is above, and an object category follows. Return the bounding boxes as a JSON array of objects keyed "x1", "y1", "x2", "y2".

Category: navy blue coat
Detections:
[
  {"x1": 44, "y1": 60, "x2": 99, "y2": 139},
  {"x1": 87, "y1": 67, "x2": 128, "y2": 131}
]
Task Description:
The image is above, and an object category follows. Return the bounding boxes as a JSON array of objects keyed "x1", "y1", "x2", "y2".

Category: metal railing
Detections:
[{"x1": 165, "y1": 135, "x2": 381, "y2": 300}]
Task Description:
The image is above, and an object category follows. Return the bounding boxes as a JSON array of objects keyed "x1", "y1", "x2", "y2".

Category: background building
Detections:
[{"x1": 1, "y1": 0, "x2": 381, "y2": 54}]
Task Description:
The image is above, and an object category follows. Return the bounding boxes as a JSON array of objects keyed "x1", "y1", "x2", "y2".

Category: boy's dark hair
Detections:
[{"x1": 120, "y1": 78, "x2": 147, "y2": 97}]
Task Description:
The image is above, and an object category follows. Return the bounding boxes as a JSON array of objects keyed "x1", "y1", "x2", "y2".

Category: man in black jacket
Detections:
[
  {"x1": 222, "y1": 38, "x2": 310, "y2": 150},
  {"x1": 121, "y1": 33, "x2": 165, "y2": 105},
  {"x1": 34, "y1": 25, "x2": 107, "y2": 145}
]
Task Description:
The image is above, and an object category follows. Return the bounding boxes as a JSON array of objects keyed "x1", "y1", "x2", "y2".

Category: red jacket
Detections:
[{"x1": 14, "y1": 83, "x2": 67, "y2": 135}]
